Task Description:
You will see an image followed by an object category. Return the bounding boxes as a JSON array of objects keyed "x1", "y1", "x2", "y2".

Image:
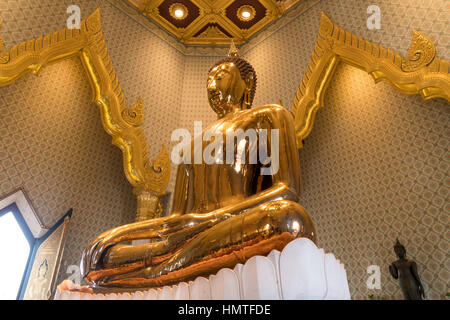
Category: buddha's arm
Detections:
[{"x1": 255, "y1": 104, "x2": 302, "y2": 194}]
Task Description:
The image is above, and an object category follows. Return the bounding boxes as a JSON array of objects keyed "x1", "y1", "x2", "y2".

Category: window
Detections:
[
  {"x1": 0, "y1": 189, "x2": 72, "y2": 300},
  {"x1": 0, "y1": 204, "x2": 34, "y2": 300}
]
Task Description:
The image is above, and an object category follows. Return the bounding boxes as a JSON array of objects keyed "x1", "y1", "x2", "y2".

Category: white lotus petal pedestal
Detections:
[{"x1": 55, "y1": 238, "x2": 350, "y2": 300}]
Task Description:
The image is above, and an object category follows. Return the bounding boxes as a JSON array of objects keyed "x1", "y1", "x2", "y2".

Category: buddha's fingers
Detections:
[
  {"x1": 81, "y1": 238, "x2": 102, "y2": 278},
  {"x1": 91, "y1": 237, "x2": 112, "y2": 270}
]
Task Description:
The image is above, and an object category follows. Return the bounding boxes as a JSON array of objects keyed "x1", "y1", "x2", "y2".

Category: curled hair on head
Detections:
[{"x1": 209, "y1": 57, "x2": 257, "y2": 108}]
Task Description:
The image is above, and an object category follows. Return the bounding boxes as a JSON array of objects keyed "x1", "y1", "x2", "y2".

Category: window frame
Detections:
[
  {"x1": 0, "y1": 189, "x2": 72, "y2": 300},
  {"x1": 0, "y1": 203, "x2": 36, "y2": 300}
]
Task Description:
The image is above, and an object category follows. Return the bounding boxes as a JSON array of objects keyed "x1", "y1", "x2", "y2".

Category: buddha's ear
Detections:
[
  {"x1": 244, "y1": 72, "x2": 254, "y2": 91},
  {"x1": 243, "y1": 72, "x2": 254, "y2": 108}
]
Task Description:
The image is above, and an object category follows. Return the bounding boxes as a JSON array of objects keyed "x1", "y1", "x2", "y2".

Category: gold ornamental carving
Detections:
[
  {"x1": 292, "y1": 12, "x2": 450, "y2": 148},
  {"x1": 122, "y1": 96, "x2": 145, "y2": 126},
  {"x1": 0, "y1": 9, "x2": 170, "y2": 220},
  {"x1": 401, "y1": 30, "x2": 436, "y2": 72}
]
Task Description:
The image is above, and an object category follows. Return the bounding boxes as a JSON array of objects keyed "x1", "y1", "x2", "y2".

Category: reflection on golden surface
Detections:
[{"x1": 81, "y1": 47, "x2": 316, "y2": 288}]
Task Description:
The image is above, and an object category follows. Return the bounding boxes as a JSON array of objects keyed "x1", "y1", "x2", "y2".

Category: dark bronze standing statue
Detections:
[{"x1": 389, "y1": 239, "x2": 425, "y2": 300}]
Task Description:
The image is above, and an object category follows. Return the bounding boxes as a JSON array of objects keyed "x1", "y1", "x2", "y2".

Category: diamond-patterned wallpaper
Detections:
[
  {"x1": 301, "y1": 64, "x2": 448, "y2": 300},
  {"x1": 0, "y1": 0, "x2": 448, "y2": 299}
]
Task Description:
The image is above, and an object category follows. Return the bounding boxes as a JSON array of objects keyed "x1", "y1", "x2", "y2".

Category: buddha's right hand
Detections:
[
  {"x1": 81, "y1": 230, "x2": 119, "y2": 279},
  {"x1": 81, "y1": 214, "x2": 178, "y2": 279},
  {"x1": 81, "y1": 212, "x2": 233, "y2": 282}
]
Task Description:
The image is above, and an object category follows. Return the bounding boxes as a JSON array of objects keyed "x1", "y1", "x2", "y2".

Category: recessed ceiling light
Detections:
[
  {"x1": 237, "y1": 5, "x2": 255, "y2": 22},
  {"x1": 174, "y1": 9, "x2": 184, "y2": 18},
  {"x1": 169, "y1": 3, "x2": 188, "y2": 20}
]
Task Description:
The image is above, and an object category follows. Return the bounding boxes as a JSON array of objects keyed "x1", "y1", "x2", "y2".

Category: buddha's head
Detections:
[{"x1": 207, "y1": 46, "x2": 257, "y2": 118}]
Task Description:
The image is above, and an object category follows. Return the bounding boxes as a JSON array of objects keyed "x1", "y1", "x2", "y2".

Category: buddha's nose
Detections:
[
  {"x1": 208, "y1": 88, "x2": 216, "y2": 97},
  {"x1": 207, "y1": 79, "x2": 216, "y2": 90}
]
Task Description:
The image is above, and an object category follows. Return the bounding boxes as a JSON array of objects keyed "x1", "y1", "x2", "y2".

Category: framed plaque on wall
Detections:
[{"x1": 19, "y1": 210, "x2": 72, "y2": 300}]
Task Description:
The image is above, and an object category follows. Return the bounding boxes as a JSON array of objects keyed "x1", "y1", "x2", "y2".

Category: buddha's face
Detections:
[{"x1": 207, "y1": 62, "x2": 246, "y2": 116}]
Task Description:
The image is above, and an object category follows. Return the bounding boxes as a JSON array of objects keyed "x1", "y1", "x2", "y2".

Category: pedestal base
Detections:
[{"x1": 55, "y1": 238, "x2": 351, "y2": 300}]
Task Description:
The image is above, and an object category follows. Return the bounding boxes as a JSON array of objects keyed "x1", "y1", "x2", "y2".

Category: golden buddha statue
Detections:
[{"x1": 81, "y1": 45, "x2": 316, "y2": 288}]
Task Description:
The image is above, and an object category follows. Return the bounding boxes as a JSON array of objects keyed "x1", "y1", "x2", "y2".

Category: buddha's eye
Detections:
[{"x1": 216, "y1": 71, "x2": 227, "y2": 80}]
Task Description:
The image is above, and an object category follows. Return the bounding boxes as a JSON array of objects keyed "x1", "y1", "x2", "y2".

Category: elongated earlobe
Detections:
[
  {"x1": 244, "y1": 91, "x2": 251, "y2": 109},
  {"x1": 244, "y1": 72, "x2": 255, "y2": 108},
  {"x1": 245, "y1": 72, "x2": 254, "y2": 90}
]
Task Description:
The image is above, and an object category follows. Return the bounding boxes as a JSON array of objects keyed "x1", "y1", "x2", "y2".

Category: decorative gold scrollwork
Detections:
[
  {"x1": 292, "y1": 12, "x2": 450, "y2": 149},
  {"x1": 122, "y1": 97, "x2": 145, "y2": 126},
  {"x1": 401, "y1": 30, "x2": 436, "y2": 72}
]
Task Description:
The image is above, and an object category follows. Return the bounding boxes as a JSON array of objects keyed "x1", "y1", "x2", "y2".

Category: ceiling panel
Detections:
[{"x1": 125, "y1": 0, "x2": 303, "y2": 45}]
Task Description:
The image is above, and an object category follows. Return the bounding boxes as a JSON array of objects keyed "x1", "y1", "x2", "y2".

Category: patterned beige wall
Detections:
[
  {"x1": 301, "y1": 64, "x2": 448, "y2": 300},
  {"x1": 179, "y1": 56, "x2": 219, "y2": 132}
]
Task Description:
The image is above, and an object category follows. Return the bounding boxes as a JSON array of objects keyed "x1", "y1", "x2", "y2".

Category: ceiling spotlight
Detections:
[
  {"x1": 237, "y1": 5, "x2": 255, "y2": 22},
  {"x1": 174, "y1": 9, "x2": 184, "y2": 18},
  {"x1": 169, "y1": 3, "x2": 188, "y2": 20}
]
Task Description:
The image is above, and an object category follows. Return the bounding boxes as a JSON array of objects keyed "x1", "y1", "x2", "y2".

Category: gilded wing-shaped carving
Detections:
[{"x1": 292, "y1": 12, "x2": 450, "y2": 148}]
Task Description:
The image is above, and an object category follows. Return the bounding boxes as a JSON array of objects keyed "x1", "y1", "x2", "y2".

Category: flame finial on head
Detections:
[{"x1": 228, "y1": 39, "x2": 239, "y2": 57}]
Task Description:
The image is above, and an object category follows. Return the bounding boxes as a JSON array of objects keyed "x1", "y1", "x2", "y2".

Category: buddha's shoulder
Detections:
[{"x1": 249, "y1": 104, "x2": 294, "y2": 120}]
